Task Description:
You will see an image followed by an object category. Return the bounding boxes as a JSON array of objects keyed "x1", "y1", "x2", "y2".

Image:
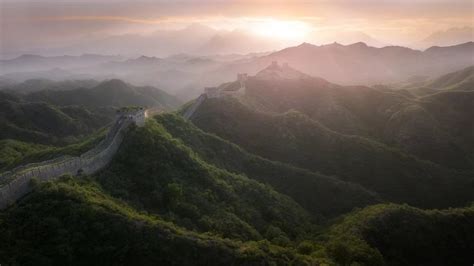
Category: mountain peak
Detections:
[
  {"x1": 136, "y1": 55, "x2": 160, "y2": 61},
  {"x1": 424, "y1": 41, "x2": 474, "y2": 53},
  {"x1": 13, "y1": 54, "x2": 45, "y2": 60},
  {"x1": 255, "y1": 61, "x2": 310, "y2": 80},
  {"x1": 297, "y1": 42, "x2": 316, "y2": 48},
  {"x1": 349, "y1": 42, "x2": 369, "y2": 48},
  {"x1": 96, "y1": 79, "x2": 131, "y2": 91}
]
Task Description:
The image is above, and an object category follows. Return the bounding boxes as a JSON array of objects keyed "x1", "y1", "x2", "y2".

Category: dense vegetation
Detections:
[
  {"x1": 0, "y1": 78, "x2": 182, "y2": 169},
  {"x1": 237, "y1": 70, "x2": 474, "y2": 170},
  {"x1": 0, "y1": 96, "x2": 112, "y2": 145},
  {"x1": 0, "y1": 178, "x2": 318, "y2": 265},
  {"x1": 156, "y1": 113, "x2": 380, "y2": 218},
  {"x1": 97, "y1": 119, "x2": 315, "y2": 241},
  {"x1": 192, "y1": 97, "x2": 474, "y2": 209},
  {"x1": 1, "y1": 68, "x2": 473, "y2": 265},
  {"x1": 0, "y1": 129, "x2": 106, "y2": 171},
  {"x1": 325, "y1": 203, "x2": 474, "y2": 266},
  {"x1": 1, "y1": 113, "x2": 473, "y2": 265}
]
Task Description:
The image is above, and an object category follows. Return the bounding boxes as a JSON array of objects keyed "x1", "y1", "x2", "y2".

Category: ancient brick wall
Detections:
[{"x1": 0, "y1": 110, "x2": 144, "y2": 209}]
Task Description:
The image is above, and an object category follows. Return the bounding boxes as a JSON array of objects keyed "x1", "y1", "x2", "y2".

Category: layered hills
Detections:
[
  {"x1": 189, "y1": 63, "x2": 474, "y2": 208},
  {"x1": 0, "y1": 79, "x2": 181, "y2": 171},
  {"x1": 200, "y1": 63, "x2": 474, "y2": 170},
  {"x1": 1, "y1": 61, "x2": 473, "y2": 265},
  {"x1": 1, "y1": 114, "x2": 473, "y2": 265},
  {"x1": 215, "y1": 42, "x2": 474, "y2": 86},
  {"x1": 2, "y1": 42, "x2": 473, "y2": 101}
]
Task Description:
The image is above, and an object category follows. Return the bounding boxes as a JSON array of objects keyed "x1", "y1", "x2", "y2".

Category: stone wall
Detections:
[
  {"x1": 183, "y1": 73, "x2": 248, "y2": 120},
  {"x1": 0, "y1": 110, "x2": 145, "y2": 209},
  {"x1": 183, "y1": 94, "x2": 207, "y2": 120}
]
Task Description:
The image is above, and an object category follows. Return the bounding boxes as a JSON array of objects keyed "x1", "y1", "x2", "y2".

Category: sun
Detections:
[{"x1": 250, "y1": 19, "x2": 311, "y2": 40}]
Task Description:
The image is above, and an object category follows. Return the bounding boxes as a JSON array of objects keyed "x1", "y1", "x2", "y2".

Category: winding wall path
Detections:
[
  {"x1": 0, "y1": 75, "x2": 247, "y2": 209},
  {"x1": 0, "y1": 111, "x2": 145, "y2": 209},
  {"x1": 183, "y1": 94, "x2": 207, "y2": 120}
]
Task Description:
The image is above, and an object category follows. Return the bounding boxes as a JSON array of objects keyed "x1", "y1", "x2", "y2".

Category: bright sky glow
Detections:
[{"x1": 249, "y1": 19, "x2": 311, "y2": 41}]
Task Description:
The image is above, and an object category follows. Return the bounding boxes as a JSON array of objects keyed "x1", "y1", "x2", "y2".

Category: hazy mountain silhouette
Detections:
[
  {"x1": 2, "y1": 42, "x2": 473, "y2": 100},
  {"x1": 416, "y1": 27, "x2": 474, "y2": 49},
  {"x1": 310, "y1": 30, "x2": 388, "y2": 47},
  {"x1": 196, "y1": 30, "x2": 286, "y2": 55},
  {"x1": 214, "y1": 42, "x2": 474, "y2": 85},
  {"x1": 0, "y1": 54, "x2": 124, "y2": 74}
]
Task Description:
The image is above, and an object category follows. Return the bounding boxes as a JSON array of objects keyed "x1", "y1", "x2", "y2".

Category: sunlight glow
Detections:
[{"x1": 250, "y1": 19, "x2": 311, "y2": 40}]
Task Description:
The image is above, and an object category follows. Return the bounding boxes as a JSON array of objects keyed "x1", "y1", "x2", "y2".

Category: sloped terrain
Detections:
[
  {"x1": 423, "y1": 65, "x2": 474, "y2": 90},
  {"x1": 1, "y1": 104, "x2": 473, "y2": 265},
  {"x1": 155, "y1": 113, "x2": 380, "y2": 218},
  {"x1": 97, "y1": 119, "x2": 315, "y2": 241},
  {"x1": 0, "y1": 178, "x2": 316, "y2": 265},
  {"x1": 191, "y1": 97, "x2": 474, "y2": 208},
  {"x1": 24, "y1": 79, "x2": 181, "y2": 109},
  {"x1": 217, "y1": 64, "x2": 474, "y2": 169},
  {"x1": 0, "y1": 99, "x2": 112, "y2": 145},
  {"x1": 326, "y1": 203, "x2": 474, "y2": 266}
]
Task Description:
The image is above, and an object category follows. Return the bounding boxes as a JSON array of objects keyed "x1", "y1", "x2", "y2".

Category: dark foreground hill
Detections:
[
  {"x1": 0, "y1": 178, "x2": 316, "y2": 265},
  {"x1": 1, "y1": 116, "x2": 473, "y2": 265},
  {"x1": 326, "y1": 203, "x2": 474, "y2": 266}
]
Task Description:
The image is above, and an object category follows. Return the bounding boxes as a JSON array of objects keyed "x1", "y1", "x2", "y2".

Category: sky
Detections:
[{"x1": 0, "y1": 0, "x2": 473, "y2": 58}]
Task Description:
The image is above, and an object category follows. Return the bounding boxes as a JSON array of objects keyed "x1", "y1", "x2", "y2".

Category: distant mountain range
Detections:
[
  {"x1": 29, "y1": 24, "x2": 288, "y2": 59},
  {"x1": 3, "y1": 23, "x2": 471, "y2": 59},
  {"x1": 1, "y1": 41, "x2": 473, "y2": 100},
  {"x1": 416, "y1": 27, "x2": 474, "y2": 49},
  {"x1": 214, "y1": 41, "x2": 474, "y2": 85},
  {"x1": 309, "y1": 30, "x2": 388, "y2": 47},
  {"x1": 0, "y1": 54, "x2": 124, "y2": 74}
]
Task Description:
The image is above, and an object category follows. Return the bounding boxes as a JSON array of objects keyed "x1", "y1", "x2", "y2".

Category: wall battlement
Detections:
[
  {"x1": 0, "y1": 109, "x2": 146, "y2": 209},
  {"x1": 183, "y1": 73, "x2": 248, "y2": 120}
]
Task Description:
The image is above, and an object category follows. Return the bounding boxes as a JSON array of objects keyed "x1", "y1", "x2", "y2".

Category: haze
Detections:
[{"x1": 1, "y1": 0, "x2": 473, "y2": 58}]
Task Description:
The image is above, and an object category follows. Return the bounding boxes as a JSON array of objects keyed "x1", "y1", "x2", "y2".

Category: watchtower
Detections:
[{"x1": 116, "y1": 107, "x2": 146, "y2": 127}]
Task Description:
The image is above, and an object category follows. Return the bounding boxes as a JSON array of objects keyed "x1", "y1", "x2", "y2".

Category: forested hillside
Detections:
[
  {"x1": 231, "y1": 64, "x2": 474, "y2": 170},
  {"x1": 2, "y1": 1, "x2": 472, "y2": 264},
  {"x1": 0, "y1": 79, "x2": 182, "y2": 171},
  {"x1": 191, "y1": 97, "x2": 474, "y2": 208},
  {"x1": 1, "y1": 116, "x2": 473, "y2": 265},
  {"x1": 325, "y1": 204, "x2": 474, "y2": 266}
]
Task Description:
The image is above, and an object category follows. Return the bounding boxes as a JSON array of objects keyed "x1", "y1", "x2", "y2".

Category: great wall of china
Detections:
[
  {"x1": 0, "y1": 108, "x2": 146, "y2": 209},
  {"x1": 183, "y1": 73, "x2": 248, "y2": 119},
  {"x1": 0, "y1": 73, "x2": 248, "y2": 209}
]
